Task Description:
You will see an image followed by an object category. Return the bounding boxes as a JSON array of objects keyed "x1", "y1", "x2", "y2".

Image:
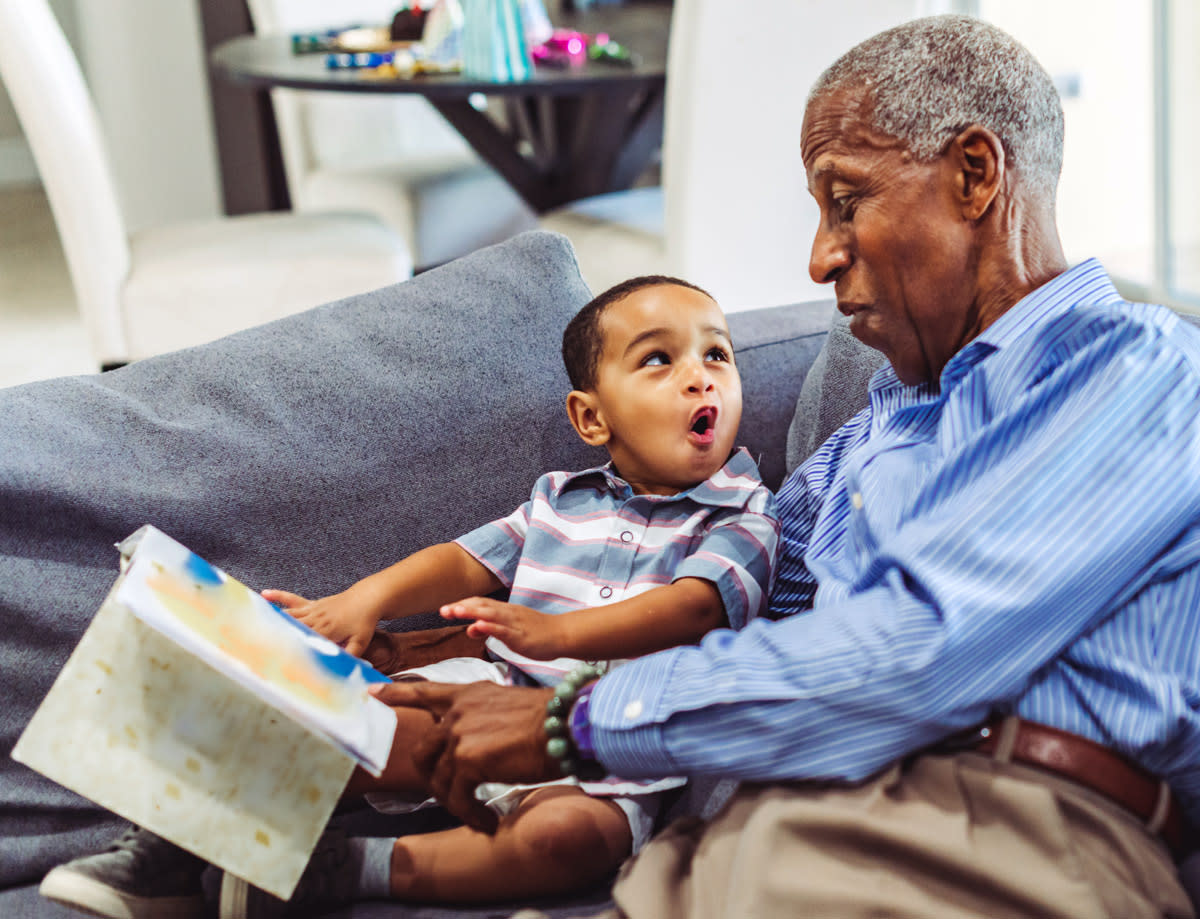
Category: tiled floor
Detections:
[{"x1": 0, "y1": 184, "x2": 94, "y2": 389}]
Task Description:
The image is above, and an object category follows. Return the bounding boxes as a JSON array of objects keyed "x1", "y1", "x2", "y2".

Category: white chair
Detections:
[
  {"x1": 542, "y1": 0, "x2": 947, "y2": 310},
  {"x1": 0, "y1": 0, "x2": 413, "y2": 370},
  {"x1": 244, "y1": 0, "x2": 538, "y2": 270}
]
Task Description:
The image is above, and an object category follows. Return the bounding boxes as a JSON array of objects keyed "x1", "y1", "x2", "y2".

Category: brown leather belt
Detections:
[{"x1": 954, "y1": 717, "x2": 1185, "y2": 854}]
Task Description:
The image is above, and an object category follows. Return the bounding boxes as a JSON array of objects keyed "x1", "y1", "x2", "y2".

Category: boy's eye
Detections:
[
  {"x1": 705, "y1": 347, "x2": 730, "y2": 362},
  {"x1": 641, "y1": 351, "x2": 670, "y2": 367}
]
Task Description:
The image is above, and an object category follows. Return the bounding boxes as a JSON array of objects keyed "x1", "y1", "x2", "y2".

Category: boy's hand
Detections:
[
  {"x1": 262, "y1": 589, "x2": 379, "y2": 658},
  {"x1": 439, "y1": 598, "x2": 568, "y2": 660}
]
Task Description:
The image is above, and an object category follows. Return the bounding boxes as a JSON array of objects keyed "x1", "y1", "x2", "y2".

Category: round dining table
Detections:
[{"x1": 210, "y1": 3, "x2": 671, "y2": 214}]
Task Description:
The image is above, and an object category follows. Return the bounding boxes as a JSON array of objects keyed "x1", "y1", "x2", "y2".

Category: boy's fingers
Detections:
[{"x1": 262, "y1": 589, "x2": 307, "y2": 609}]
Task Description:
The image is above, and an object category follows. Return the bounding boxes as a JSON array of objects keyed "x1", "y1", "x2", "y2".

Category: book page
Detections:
[{"x1": 114, "y1": 526, "x2": 396, "y2": 775}]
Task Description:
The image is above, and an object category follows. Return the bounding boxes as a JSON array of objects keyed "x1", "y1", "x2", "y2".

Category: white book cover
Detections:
[{"x1": 13, "y1": 526, "x2": 398, "y2": 898}]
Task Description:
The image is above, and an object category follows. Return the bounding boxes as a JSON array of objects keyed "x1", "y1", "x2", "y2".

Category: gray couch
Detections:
[{"x1": 0, "y1": 230, "x2": 862, "y2": 917}]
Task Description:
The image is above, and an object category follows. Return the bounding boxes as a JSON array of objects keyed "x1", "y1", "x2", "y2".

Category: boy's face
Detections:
[{"x1": 575, "y1": 284, "x2": 742, "y2": 496}]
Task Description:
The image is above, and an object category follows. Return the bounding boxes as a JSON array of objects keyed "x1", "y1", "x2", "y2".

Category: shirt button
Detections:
[
  {"x1": 851, "y1": 492, "x2": 864, "y2": 510},
  {"x1": 599, "y1": 586, "x2": 613, "y2": 599},
  {"x1": 623, "y1": 700, "x2": 644, "y2": 720},
  {"x1": 620, "y1": 530, "x2": 634, "y2": 543}
]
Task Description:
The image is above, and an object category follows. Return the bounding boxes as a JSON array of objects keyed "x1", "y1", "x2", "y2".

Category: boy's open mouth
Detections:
[{"x1": 689, "y1": 406, "x2": 718, "y2": 443}]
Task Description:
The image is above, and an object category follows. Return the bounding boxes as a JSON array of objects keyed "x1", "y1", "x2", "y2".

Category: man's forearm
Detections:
[{"x1": 364, "y1": 624, "x2": 488, "y2": 673}]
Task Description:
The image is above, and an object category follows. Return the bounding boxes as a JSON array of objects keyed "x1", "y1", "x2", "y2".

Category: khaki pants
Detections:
[{"x1": 613, "y1": 752, "x2": 1193, "y2": 919}]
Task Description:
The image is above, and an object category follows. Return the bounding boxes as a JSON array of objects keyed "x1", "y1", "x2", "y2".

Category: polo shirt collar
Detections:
[{"x1": 559, "y1": 446, "x2": 759, "y2": 509}]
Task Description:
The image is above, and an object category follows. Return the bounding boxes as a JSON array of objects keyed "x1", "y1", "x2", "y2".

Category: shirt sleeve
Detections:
[
  {"x1": 585, "y1": 317, "x2": 1200, "y2": 783},
  {"x1": 453, "y1": 476, "x2": 546, "y2": 587},
  {"x1": 672, "y1": 485, "x2": 779, "y2": 630}
]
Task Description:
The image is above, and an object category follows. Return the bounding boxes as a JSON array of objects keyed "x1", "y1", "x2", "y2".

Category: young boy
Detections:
[{"x1": 41, "y1": 276, "x2": 778, "y2": 919}]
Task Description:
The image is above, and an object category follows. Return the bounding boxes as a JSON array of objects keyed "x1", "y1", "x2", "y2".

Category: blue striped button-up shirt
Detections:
[{"x1": 588, "y1": 260, "x2": 1200, "y2": 825}]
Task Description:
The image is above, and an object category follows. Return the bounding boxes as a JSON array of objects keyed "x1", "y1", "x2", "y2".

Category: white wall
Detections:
[
  {"x1": 976, "y1": 0, "x2": 1156, "y2": 283},
  {"x1": 0, "y1": 0, "x2": 222, "y2": 231},
  {"x1": 72, "y1": 0, "x2": 222, "y2": 232}
]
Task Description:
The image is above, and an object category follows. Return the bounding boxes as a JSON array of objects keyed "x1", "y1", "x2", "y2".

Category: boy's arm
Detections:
[
  {"x1": 439, "y1": 577, "x2": 725, "y2": 662},
  {"x1": 265, "y1": 542, "x2": 504, "y2": 658}
]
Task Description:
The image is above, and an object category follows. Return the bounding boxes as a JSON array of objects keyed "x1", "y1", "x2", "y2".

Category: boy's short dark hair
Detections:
[{"x1": 562, "y1": 275, "x2": 713, "y2": 391}]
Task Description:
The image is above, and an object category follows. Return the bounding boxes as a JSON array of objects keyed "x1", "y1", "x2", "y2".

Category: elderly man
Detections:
[{"x1": 382, "y1": 14, "x2": 1200, "y2": 918}]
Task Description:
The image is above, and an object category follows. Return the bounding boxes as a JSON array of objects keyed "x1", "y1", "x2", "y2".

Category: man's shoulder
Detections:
[{"x1": 1048, "y1": 299, "x2": 1200, "y2": 364}]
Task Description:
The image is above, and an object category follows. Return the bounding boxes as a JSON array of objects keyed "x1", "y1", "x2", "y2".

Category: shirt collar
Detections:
[
  {"x1": 868, "y1": 258, "x2": 1121, "y2": 401},
  {"x1": 558, "y1": 446, "x2": 761, "y2": 509}
]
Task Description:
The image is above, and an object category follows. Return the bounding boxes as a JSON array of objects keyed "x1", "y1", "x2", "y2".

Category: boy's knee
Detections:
[{"x1": 512, "y1": 794, "x2": 631, "y2": 870}]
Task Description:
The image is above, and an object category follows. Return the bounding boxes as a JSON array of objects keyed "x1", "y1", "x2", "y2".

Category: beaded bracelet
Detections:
[{"x1": 544, "y1": 663, "x2": 607, "y2": 780}]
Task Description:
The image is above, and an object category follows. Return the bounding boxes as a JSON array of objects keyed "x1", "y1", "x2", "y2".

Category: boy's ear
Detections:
[{"x1": 566, "y1": 390, "x2": 610, "y2": 446}]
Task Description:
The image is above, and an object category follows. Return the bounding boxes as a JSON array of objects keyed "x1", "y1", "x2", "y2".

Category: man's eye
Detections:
[
  {"x1": 705, "y1": 347, "x2": 730, "y2": 362},
  {"x1": 832, "y1": 195, "x2": 856, "y2": 219},
  {"x1": 642, "y1": 352, "x2": 669, "y2": 367}
]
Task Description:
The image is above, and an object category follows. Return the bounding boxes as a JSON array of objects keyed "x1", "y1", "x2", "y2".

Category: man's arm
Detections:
[
  {"x1": 585, "y1": 319, "x2": 1200, "y2": 785},
  {"x1": 360, "y1": 623, "x2": 489, "y2": 674}
]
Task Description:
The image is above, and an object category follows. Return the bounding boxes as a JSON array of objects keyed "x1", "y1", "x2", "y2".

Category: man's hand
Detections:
[
  {"x1": 439, "y1": 597, "x2": 567, "y2": 660},
  {"x1": 262, "y1": 589, "x2": 379, "y2": 658},
  {"x1": 371, "y1": 680, "x2": 560, "y2": 832}
]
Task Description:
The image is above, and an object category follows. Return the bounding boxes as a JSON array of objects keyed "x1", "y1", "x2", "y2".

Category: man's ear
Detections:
[
  {"x1": 566, "y1": 390, "x2": 610, "y2": 446},
  {"x1": 952, "y1": 125, "x2": 1004, "y2": 220}
]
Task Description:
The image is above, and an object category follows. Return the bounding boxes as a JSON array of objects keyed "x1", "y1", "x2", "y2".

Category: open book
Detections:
[{"x1": 13, "y1": 526, "x2": 397, "y2": 898}]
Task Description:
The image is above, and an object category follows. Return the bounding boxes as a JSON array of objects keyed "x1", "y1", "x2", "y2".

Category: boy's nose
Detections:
[{"x1": 685, "y1": 362, "x2": 715, "y2": 393}]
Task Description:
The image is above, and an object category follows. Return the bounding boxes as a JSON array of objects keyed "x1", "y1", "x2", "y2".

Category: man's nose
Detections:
[{"x1": 809, "y1": 224, "x2": 851, "y2": 284}]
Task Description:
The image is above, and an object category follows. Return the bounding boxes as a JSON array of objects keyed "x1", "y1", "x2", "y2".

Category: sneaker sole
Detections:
[
  {"x1": 218, "y1": 874, "x2": 249, "y2": 919},
  {"x1": 40, "y1": 865, "x2": 204, "y2": 919},
  {"x1": 219, "y1": 873, "x2": 286, "y2": 919}
]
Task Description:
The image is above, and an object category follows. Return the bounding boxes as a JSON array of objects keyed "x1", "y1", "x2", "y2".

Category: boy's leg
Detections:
[
  {"x1": 388, "y1": 785, "x2": 633, "y2": 902},
  {"x1": 221, "y1": 786, "x2": 634, "y2": 917}
]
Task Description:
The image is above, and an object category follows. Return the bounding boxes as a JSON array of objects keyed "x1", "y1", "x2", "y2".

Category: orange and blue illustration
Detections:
[{"x1": 114, "y1": 526, "x2": 395, "y2": 774}]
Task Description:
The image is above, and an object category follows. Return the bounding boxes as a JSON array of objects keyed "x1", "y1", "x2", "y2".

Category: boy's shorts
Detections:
[{"x1": 364, "y1": 656, "x2": 684, "y2": 853}]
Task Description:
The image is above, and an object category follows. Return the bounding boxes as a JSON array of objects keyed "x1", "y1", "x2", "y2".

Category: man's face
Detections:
[
  {"x1": 587, "y1": 285, "x2": 742, "y2": 496},
  {"x1": 801, "y1": 89, "x2": 980, "y2": 385}
]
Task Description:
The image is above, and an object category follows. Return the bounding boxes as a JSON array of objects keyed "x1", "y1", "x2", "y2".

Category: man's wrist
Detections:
[
  {"x1": 567, "y1": 680, "x2": 597, "y2": 761},
  {"x1": 544, "y1": 664, "x2": 606, "y2": 780}
]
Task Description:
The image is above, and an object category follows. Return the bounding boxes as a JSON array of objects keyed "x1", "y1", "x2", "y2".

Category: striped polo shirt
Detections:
[{"x1": 454, "y1": 446, "x2": 778, "y2": 685}]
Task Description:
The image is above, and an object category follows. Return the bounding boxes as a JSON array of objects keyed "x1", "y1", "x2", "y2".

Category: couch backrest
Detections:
[{"x1": 0, "y1": 230, "x2": 831, "y2": 887}]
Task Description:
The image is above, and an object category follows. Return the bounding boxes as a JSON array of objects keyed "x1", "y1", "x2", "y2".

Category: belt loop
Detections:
[
  {"x1": 992, "y1": 716, "x2": 1021, "y2": 764},
  {"x1": 1147, "y1": 780, "x2": 1171, "y2": 835}
]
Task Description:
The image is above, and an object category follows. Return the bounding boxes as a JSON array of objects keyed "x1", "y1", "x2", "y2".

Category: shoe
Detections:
[
  {"x1": 39, "y1": 825, "x2": 206, "y2": 919},
  {"x1": 219, "y1": 827, "x2": 359, "y2": 919}
]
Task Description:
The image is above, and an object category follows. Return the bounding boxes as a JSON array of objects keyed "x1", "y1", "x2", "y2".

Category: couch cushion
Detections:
[
  {"x1": 725, "y1": 298, "x2": 833, "y2": 490},
  {"x1": 785, "y1": 310, "x2": 887, "y2": 472},
  {"x1": 0, "y1": 230, "x2": 597, "y2": 889}
]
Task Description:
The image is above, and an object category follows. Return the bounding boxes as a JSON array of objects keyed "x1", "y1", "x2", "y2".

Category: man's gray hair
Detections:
[{"x1": 810, "y1": 14, "x2": 1064, "y2": 204}]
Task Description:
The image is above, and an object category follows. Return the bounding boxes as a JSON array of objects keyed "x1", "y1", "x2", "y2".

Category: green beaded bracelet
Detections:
[{"x1": 544, "y1": 663, "x2": 606, "y2": 780}]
